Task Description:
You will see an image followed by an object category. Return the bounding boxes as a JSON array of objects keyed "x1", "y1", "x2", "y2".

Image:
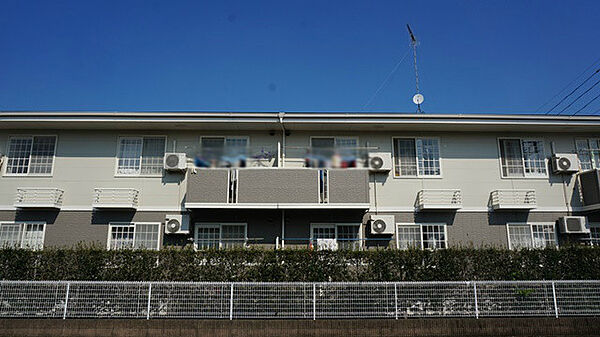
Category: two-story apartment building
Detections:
[{"x1": 2, "y1": 111, "x2": 600, "y2": 251}]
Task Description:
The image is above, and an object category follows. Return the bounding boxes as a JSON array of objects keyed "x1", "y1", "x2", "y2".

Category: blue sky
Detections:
[{"x1": 0, "y1": 0, "x2": 599, "y2": 114}]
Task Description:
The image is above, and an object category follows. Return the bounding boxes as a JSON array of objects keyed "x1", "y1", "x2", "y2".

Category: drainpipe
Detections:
[{"x1": 278, "y1": 111, "x2": 286, "y2": 167}]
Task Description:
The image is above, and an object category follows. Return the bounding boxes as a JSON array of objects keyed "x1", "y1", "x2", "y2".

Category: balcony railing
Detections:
[
  {"x1": 490, "y1": 189, "x2": 536, "y2": 210},
  {"x1": 14, "y1": 188, "x2": 64, "y2": 208},
  {"x1": 415, "y1": 189, "x2": 462, "y2": 211},
  {"x1": 93, "y1": 188, "x2": 139, "y2": 209}
]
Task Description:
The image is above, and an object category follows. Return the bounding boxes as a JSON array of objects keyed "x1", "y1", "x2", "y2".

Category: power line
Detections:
[
  {"x1": 546, "y1": 68, "x2": 600, "y2": 114},
  {"x1": 362, "y1": 47, "x2": 411, "y2": 110},
  {"x1": 574, "y1": 91, "x2": 600, "y2": 115},
  {"x1": 536, "y1": 56, "x2": 600, "y2": 113},
  {"x1": 558, "y1": 77, "x2": 600, "y2": 114}
]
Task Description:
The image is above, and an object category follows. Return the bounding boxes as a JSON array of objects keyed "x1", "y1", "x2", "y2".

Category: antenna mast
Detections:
[{"x1": 407, "y1": 24, "x2": 424, "y2": 113}]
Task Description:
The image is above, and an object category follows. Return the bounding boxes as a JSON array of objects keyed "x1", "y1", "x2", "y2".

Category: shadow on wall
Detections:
[{"x1": 14, "y1": 210, "x2": 59, "y2": 224}]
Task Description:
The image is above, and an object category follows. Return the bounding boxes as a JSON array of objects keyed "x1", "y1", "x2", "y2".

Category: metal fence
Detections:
[{"x1": 0, "y1": 280, "x2": 599, "y2": 319}]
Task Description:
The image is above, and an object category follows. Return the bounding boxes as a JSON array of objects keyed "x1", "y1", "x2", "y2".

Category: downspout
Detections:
[{"x1": 278, "y1": 111, "x2": 286, "y2": 167}]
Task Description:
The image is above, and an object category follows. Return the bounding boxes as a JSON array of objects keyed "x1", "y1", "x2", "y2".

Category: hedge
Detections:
[{"x1": 0, "y1": 246, "x2": 599, "y2": 281}]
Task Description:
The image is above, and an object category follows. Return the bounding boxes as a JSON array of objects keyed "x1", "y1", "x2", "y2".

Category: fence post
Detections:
[
  {"x1": 62, "y1": 282, "x2": 70, "y2": 320},
  {"x1": 229, "y1": 283, "x2": 234, "y2": 320},
  {"x1": 552, "y1": 281, "x2": 559, "y2": 318},
  {"x1": 394, "y1": 283, "x2": 398, "y2": 320},
  {"x1": 473, "y1": 282, "x2": 479, "y2": 319},
  {"x1": 312, "y1": 283, "x2": 316, "y2": 320},
  {"x1": 146, "y1": 283, "x2": 152, "y2": 320}
]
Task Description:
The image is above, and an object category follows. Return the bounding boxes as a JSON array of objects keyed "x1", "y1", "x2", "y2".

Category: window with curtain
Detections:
[
  {"x1": 393, "y1": 138, "x2": 440, "y2": 177},
  {"x1": 499, "y1": 138, "x2": 547, "y2": 177},
  {"x1": 6, "y1": 136, "x2": 57, "y2": 175},
  {"x1": 116, "y1": 137, "x2": 166, "y2": 176}
]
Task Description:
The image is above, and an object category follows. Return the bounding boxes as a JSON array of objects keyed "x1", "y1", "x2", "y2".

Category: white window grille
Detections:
[
  {"x1": 310, "y1": 223, "x2": 361, "y2": 250},
  {"x1": 107, "y1": 223, "x2": 160, "y2": 250},
  {"x1": 5, "y1": 136, "x2": 56, "y2": 175},
  {"x1": 591, "y1": 225, "x2": 600, "y2": 246},
  {"x1": 116, "y1": 137, "x2": 166, "y2": 176},
  {"x1": 396, "y1": 224, "x2": 447, "y2": 250},
  {"x1": 393, "y1": 138, "x2": 441, "y2": 177},
  {"x1": 507, "y1": 223, "x2": 557, "y2": 250},
  {"x1": 195, "y1": 223, "x2": 247, "y2": 250},
  {"x1": 0, "y1": 223, "x2": 45, "y2": 250},
  {"x1": 576, "y1": 139, "x2": 600, "y2": 171},
  {"x1": 499, "y1": 138, "x2": 547, "y2": 178}
]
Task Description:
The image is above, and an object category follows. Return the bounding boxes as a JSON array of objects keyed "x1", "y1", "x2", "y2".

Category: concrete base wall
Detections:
[{"x1": 0, "y1": 318, "x2": 598, "y2": 337}]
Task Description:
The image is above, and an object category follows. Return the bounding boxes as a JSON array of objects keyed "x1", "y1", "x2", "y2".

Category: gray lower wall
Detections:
[
  {"x1": 328, "y1": 169, "x2": 369, "y2": 204},
  {"x1": 237, "y1": 169, "x2": 319, "y2": 203},
  {"x1": 186, "y1": 169, "x2": 229, "y2": 203}
]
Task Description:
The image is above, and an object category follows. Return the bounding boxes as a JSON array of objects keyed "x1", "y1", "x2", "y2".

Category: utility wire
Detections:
[
  {"x1": 574, "y1": 91, "x2": 600, "y2": 115},
  {"x1": 546, "y1": 68, "x2": 600, "y2": 114},
  {"x1": 537, "y1": 56, "x2": 600, "y2": 113},
  {"x1": 362, "y1": 48, "x2": 411, "y2": 110},
  {"x1": 558, "y1": 78, "x2": 600, "y2": 114}
]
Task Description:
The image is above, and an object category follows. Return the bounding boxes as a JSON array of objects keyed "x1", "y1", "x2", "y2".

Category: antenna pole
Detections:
[{"x1": 407, "y1": 24, "x2": 422, "y2": 113}]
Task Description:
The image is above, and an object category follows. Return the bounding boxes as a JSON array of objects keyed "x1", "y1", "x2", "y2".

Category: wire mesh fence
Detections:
[{"x1": 0, "y1": 280, "x2": 598, "y2": 319}]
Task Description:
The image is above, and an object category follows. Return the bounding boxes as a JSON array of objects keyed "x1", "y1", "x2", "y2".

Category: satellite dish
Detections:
[{"x1": 413, "y1": 93, "x2": 424, "y2": 105}]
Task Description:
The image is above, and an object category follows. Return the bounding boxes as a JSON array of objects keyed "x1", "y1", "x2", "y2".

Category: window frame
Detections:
[
  {"x1": 194, "y1": 222, "x2": 248, "y2": 250},
  {"x1": 391, "y1": 136, "x2": 443, "y2": 179},
  {"x1": 309, "y1": 223, "x2": 362, "y2": 250},
  {"x1": 575, "y1": 138, "x2": 600, "y2": 171},
  {"x1": 3, "y1": 135, "x2": 58, "y2": 177},
  {"x1": 590, "y1": 223, "x2": 600, "y2": 246},
  {"x1": 497, "y1": 137, "x2": 548, "y2": 179},
  {"x1": 395, "y1": 223, "x2": 447, "y2": 250},
  {"x1": 0, "y1": 221, "x2": 46, "y2": 250},
  {"x1": 114, "y1": 135, "x2": 167, "y2": 177},
  {"x1": 106, "y1": 222, "x2": 162, "y2": 250},
  {"x1": 506, "y1": 222, "x2": 558, "y2": 250}
]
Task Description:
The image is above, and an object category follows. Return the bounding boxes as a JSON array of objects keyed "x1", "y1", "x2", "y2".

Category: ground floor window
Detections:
[
  {"x1": 107, "y1": 223, "x2": 161, "y2": 250},
  {"x1": 310, "y1": 223, "x2": 361, "y2": 250},
  {"x1": 195, "y1": 223, "x2": 247, "y2": 249},
  {"x1": 507, "y1": 223, "x2": 557, "y2": 250},
  {"x1": 590, "y1": 224, "x2": 600, "y2": 246},
  {"x1": 0, "y1": 222, "x2": 45, "y2": 250},
  {"x1": 396, "y1": 224, "x2": 447, "y2": 250}
]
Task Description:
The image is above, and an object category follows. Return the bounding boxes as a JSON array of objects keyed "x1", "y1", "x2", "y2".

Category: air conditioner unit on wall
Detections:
[
  {"x1": 551, "y1": 153, "x2": 579, "y2": 174},
  {"x1": 164, "y1": 153, "x2": 187, "y2": 171},
  {"x1": 369, "y1": 214, "x2": 395, "y2": 235},
  {"x1": 558, "y1": 216, "x2": 589, "y2": 234},
  {"x1": 368, "y1": 152, "x2": 392, "y2": 172},
  {"x1": 164, "y1": 214, "x2": 190, "y2": 234}
]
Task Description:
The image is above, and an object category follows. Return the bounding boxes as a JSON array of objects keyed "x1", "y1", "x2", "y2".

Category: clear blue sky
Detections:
[{"x1": 1, "y1": 0, "x2": 599, "y2": 114}]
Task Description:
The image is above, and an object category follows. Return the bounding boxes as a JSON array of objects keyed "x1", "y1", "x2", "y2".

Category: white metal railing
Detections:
[
  {"x1": 0, "y1": 280, "x2": 598, "y2": 319},
  {"x1": 416, "y1": 189, "x2": 462, "y2": 211},
  {"x1": 14, "y1": 188, "x2": 64, "y2": 208},
  {"x1": 93, "y1": 188, "x2": 139, "y2": 208},
  {"x1": 490, "y1": 189, "x2": 537, "y2": 210}
]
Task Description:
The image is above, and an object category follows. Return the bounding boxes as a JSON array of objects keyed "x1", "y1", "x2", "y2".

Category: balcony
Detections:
[
  {"x1": 415, "y1": 189, "x2": 462, "y2": 211},
  {"x1": 490, "y1": 189, "x2": 536, "y2": 210},
  {"x1": 93, "y1": 188, "x2": 139, "y2": 209},
  {"x1": 185, "y1": 168, "x2": 370, "y2": 208},
  {"x1": 578, "y1": 169, "x2": 600, "y2": 211},
  {"x1": 14, "y1": 188, "x2": 64, "y2": 209}
]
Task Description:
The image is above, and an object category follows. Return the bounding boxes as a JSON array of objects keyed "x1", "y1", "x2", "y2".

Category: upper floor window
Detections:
[
  {"x1": 576, "y1": 139, "x2": 600, "y2": 171},
  {"x1": 116, "y1": 137, "x2": 166, "y2": 176},
  {"x1": 197, "y1": 137, "x2": 248, "y2": 167},
  {"x1": 107, "y1": 223, "x2": 160, "y2": 250},
  {"x1": 0, "y1": 222, "x2": 45, "y2": 250},
  {"x1": 5, "y1": 136, "x2": 56, "y2": 176},
  {"x1": 396, "y1": 224, "x2": 447, "y2": 250},
  {"x1": 507, "y1": 223, "x2": 556, "y2": 250},
  {"x1": 307, "y1": 137, "x2": 359, "y2": 168},
  {"x1": 498, "y1": 138, "x2": 547, "y2": 178},
  {"x1": 393, "y1": 137, "x2": 441, "y2": 177},
  {"x1": 310, "y1": 223, "x2": 361, "y2": 250},
  {"x1": 195, "y1": 223, "x2": 247, "y2": 249}
]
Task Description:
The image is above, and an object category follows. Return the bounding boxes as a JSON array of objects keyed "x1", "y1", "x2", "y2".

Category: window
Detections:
[
  {"x1": 591, "y1": 224, "x2": 600, "y2": 246},
  {"x1": 116, "y1": 137, "x2": 166, "y2": 176},
  {"x1": 107, "y1": 223, "x2": 161, "y2": 250},
  {"x1": 576, "y1": 139, "x2": 600, "y2": 171},
  {"x1": 310, "y1": 223, "x2": 361, "y2": 250},
  {"x1": 0, "y1": 223, "x2": 45, "y2": 250},
  {"x1": 195, "y1": 223, "x2": 247, "y2": 249},
  {"x1": 396, "y1": 224, "x2": 447, "y2": 250},
  {"x1": 5, "y1": 136, "x2": 56, "y2": 175},
  {"x1": 498, "y1": 138, "x2": 547, "y2": 178},
  {"x1": 200, "y1": 137, "x2": 248, "y2": 160},
  {"x1": 393, "y1": 138, "x2": 441, "y2": 177},
  {"x1": 507, "y1": 223, "x2": 557, "y2": 250}
]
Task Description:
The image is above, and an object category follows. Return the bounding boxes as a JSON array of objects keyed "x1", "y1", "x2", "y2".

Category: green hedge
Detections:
[{"x1": 0, "y1": 246, "x2": 599, "y2": 281}]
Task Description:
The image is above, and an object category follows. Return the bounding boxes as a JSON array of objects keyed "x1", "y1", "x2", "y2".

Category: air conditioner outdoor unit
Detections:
[
  {"x1": 164, "y1": 214, "x2": 190, "y2": 234},
  {"x1": 164, "y1": 153, "x2": 187, "y2": 171},
  {"x1": 368, "y1": 152, "x2": 392, "y2": 172},
  {"x1": 369, "y1": 214, "x2": 395, "y2": 235},
  {"x1": 558, "y1": 216, "x2": 589, "y2": 234},
  {"x1": 551, "y1": 153, "x2": 579, "y2": 174}
]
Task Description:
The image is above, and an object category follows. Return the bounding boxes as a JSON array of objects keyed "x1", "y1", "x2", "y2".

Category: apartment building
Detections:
[{"x1": 1, "y1": 111, "x2": 600, "y2": 251}]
